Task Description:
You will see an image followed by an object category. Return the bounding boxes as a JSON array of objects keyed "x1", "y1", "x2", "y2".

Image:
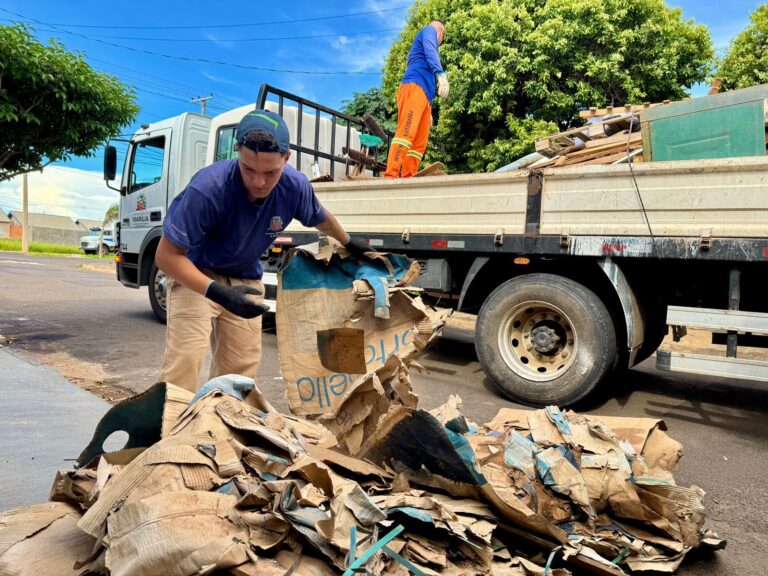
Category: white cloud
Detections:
[
  {"x1": 365, "y1": 0, "x2": 412, "y2": 27},
  {"x1": 332, "y1": 35, "x2": 350, "y2": 48},
  {"x1": 200, "y1": 69, "x2": 241, "y2": 87},
  {"x1": 204, "y1": 32, "x2": 236, "y2": 51},
  {"x1": 0, "y1": 166, "x2": 119, "y2": 221},
  {"x1": 326, "y1": 35, "x2": 390, "y2": 73}
]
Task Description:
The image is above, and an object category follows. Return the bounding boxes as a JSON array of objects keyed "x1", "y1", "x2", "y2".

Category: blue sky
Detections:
[{"x1": 0, "y1": 0, "x2": 763, "y2": 220}]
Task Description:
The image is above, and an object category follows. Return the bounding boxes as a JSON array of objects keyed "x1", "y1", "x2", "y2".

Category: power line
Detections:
[
  {"x1": 0, "y1": 4, "x2": 409, "y2": 29},
  {"x1": 2, "y1": 10, "x2": 381, "y2": 75},
  {"x1": 85, "y1": 56, "x2": 249, "y2": 108},
  {"x1": 32, "y1": 25, "x2": 401, "y2": 43}
]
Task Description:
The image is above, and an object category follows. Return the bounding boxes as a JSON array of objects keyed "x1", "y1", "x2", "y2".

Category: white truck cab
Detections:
[
  {"x1": 104, "y1": 112, "x2": 211, "y2": 320},
  {"x1": 80, "y1": 227, "x2": 116, "y2": 255},
  {"x1": 104, "y1": 84, "x2": 369, "y2": 322}
]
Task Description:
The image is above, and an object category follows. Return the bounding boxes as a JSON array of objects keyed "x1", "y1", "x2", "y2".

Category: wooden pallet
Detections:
[
  {"x1": 535, "y1": 125, "x2": 592, "y2": 157},
  {"x1": 578, "y1": 100, "x2": 681, "y2": 119},
  {"x1": 530, "y1": 135, "x2": 643, "y2": 169},
  {"x1": 535, "y1": 116, "x2": 640, "y2": 158}
]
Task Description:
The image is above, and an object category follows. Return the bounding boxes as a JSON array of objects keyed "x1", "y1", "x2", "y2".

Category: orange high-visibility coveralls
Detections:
[{"x1": 384, "y1": 83, "x2": 431, "y2": 178}]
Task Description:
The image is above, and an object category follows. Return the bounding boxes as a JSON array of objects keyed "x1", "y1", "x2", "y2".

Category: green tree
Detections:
[
  {"x1": 97, "y1": 202, "x2": 119, "y2": 256},
  {"x1": 383, "y1": 0, "x2": 713, "y2": 172},
  {"x1": 716, "y1": 4, "x2": 768, "y2": 90},
  {"x1": 341, "y1": 86, "x2": 397, "y2": 133},
  {"x1": 0, "y1": 24, "x2": 139, "y2": 182}
]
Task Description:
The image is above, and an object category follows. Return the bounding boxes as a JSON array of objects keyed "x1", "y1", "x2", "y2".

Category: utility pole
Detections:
[
  {"x1": 21, "y1": 172, "x2": 29, "y2": 254},
  {"x1": 191, "y1": 95, "x2": 213, "y2": 116}
]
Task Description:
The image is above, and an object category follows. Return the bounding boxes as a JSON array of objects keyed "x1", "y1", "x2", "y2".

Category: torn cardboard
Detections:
[{"x1": 276, "y1": 240, "x2": 433, "y2": 416}]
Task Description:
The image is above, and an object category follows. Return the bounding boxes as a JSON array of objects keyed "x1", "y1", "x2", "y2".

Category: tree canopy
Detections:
[
  {"x1": 342, "y1": 86, "x2": 396, "y2": 134},
  {"x1": 716, "y1": 4, "x2": 768, "y2": 90},
  {"x1": 382, "y1": 0, "x2": 713, "y2": 172},
  {"x1": 0, "y1": 24, "x2": 139, "y2": 182}
]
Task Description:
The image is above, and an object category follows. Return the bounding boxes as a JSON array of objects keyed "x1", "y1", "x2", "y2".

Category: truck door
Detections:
[{"x1": 119, "y1": 130, "x2": 171, "y2": 259}]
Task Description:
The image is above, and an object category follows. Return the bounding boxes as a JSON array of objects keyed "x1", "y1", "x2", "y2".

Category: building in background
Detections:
[
  {"x1": 7, "y1": 211, "x2": 83, "y2": 246},
  {"x1": 0, "y1": 211, "x2": 11, "y2": 239}
]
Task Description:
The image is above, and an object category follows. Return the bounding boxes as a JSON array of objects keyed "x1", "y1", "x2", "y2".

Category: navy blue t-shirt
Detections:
[{"x1": 163, "y1": 159, "x2": 327, "y2": 278}]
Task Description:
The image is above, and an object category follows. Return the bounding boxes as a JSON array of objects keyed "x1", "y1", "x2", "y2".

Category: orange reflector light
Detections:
[
  {"x1": 271, "y1": 247, "x2": 283, "y2": 254},
  {"x1": 514, "y1": 257, "x2": 530, "y2": 265},
  {"x1": 114, "y1": 254, "x2": 123, "y2": 263}
]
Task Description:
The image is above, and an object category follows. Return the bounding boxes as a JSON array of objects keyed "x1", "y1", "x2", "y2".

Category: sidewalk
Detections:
[{"x1": 0, "y1": 349, "x2": 110, "y2": 511}]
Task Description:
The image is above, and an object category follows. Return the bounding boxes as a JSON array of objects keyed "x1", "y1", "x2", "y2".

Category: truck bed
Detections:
[{"x1": 292, "y1": 156, "x2": 768, "y2": 239}]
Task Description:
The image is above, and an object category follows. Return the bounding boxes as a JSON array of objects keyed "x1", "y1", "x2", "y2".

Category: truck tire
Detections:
[
  {"x1": 101, "y1": 243, "x2": 110, "y2": 256},
  {"x1": 632, "y1": 311, "x2": 668, "y2": 365},
  {"x1": 149, "y1": 260, "x2": 168, "y2": 324},
  {"x1": 475, "y1": 273, "x2": 617, "y2": 407}
]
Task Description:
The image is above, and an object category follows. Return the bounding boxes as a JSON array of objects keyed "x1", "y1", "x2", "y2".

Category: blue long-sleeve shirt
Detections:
[{"x1": 401, "y1": 25, "x2": 444, "y2": 104}]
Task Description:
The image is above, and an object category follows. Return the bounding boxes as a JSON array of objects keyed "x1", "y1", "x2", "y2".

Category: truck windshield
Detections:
[
  {"x1": 128, "y1": 136, "x2": 166, "y2": 194},
  {"x1": 215, "y1": 126, "x2": 237, "y2": 161}
]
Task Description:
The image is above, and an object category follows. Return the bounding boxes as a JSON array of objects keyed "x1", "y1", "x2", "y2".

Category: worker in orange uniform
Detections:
[{"x1": 385, "y1": 20, "x2": 448, "y2": 178}]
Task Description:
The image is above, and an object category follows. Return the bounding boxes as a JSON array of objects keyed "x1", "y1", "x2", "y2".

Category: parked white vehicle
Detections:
[{"x1": 79, "y1": 227, "x2": 116, "y2": 255}]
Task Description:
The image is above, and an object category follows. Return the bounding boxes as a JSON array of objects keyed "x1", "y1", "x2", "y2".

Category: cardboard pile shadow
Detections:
[
  {"x1": 0, "y1": 378, "x2": 723, "y2": 576},
  {"x1": 275, "y1": 240, "x2": 450, "y2": 454}
]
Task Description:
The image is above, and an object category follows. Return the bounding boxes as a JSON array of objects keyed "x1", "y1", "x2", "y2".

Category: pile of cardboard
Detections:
[
  {"x1": 0, "y1": 244, "x2": 724, "y2": 575},
  {"x1": 0, "y1": 380, "x2": 723, "y2": 576},
  {"x1": 531, "y1": 114, "x2": 643, "y2": 169}
]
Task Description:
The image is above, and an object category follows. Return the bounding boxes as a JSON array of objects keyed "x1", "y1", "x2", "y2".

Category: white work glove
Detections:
[{"x1": 436, "y1": 72, "x2": 449, "y2": 99}]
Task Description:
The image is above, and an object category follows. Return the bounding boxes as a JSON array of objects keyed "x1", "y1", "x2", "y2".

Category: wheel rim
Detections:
[
  {"x1": 153, "y1": 269, "x2": 167, "y2": 311},
  {"x1": 497, "y1": 300, "x2": 577, "y2": 382}
]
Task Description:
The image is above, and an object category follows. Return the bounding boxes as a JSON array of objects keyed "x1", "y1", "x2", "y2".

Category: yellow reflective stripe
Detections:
[
  {"x1": 391, "y1": 137, "x2": 412, "y2": 147},
  {"x1": 406, "y1": 150, "x2": 423, "y2": 159}
]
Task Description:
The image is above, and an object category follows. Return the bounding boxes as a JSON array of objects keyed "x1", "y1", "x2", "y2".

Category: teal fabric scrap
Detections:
[
  {"x1": 504, "y1": 430, "x2": 538, "y2": 477},
  {"x1": 279, "y1": 483, "x2": 336, "y2": 561},
  {"x1": 354, "y1": 253, "x2": 412, "y2": 320},
  {"x1": 546, "y1": 406, "x2": 571, "y2": 435},
  {"x1": 191, "y1": 374, "x2": 255, "y2": 404},
  {"x1": 444, "y1": 426, "x2": 486, "y2": 484},
  {"x1": 214, "y1": 480, "x2": 239, "y2": 496},
  {"x1": 386, "y1": 506, "x2": 434, "y2": 524},
  {"x1": 281, "y1": 248, "x2": 413, "y2": 319}
]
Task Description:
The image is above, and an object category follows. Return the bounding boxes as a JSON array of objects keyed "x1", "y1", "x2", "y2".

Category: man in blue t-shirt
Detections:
[{"x1": 156, "y1": 109, "x2": 370, "y2": 392}]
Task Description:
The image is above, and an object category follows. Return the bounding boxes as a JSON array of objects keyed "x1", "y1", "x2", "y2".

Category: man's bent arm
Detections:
[
  {"x1": 314, "y1": 210, "x2": 351, "y2": 245},
  {"x1": 155, "y1": 235, "x2": 212, "y2": 294}
]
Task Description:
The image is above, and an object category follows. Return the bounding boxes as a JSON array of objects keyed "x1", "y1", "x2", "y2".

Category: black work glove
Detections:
[
  {"x1": 344, "y1": 236, "x2": 374, "y2": 259},
  {"x1": 205, "y1": 282, "x2": 269, "y2": 319}
]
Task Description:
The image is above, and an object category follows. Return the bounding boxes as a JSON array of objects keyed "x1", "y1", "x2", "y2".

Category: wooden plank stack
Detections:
[{"x1": 532, "y1": 113, "x2": 644, "y2": 169}]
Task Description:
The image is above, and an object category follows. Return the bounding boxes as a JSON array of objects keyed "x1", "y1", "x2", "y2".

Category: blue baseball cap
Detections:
[{"x1": 236, "y1": 109, "x2": 291, "y2": 153}]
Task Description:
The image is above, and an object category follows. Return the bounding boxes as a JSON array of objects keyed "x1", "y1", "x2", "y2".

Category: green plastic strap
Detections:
[
  {"x1": 611, "y1": 547, "x2": 630, "y2": 565},
  {"x1": 347, "y1": 525, "x2": 358, "y2": 571},
  {"x1": 342, "y1": 524, "x2": 404, "y2": 576},
  {"x1": 542, "y1": 545, "x2": 562, "y2": 576},
  {"x1": 382, "y1": 544, "x2": 428, "y2": 576}
]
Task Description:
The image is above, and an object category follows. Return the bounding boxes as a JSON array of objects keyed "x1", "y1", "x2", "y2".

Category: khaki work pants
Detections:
[{"x1": 159, "y1": 273, "x2": 264, "y2": 392}]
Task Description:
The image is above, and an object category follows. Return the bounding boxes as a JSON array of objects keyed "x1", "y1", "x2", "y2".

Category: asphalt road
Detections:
[{"x1": 1, "y1": 251, "x2": 767, "y2": 574}]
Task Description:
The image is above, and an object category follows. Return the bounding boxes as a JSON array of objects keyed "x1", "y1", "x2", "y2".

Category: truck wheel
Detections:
[
  {"x1": 149, "y1": 260, "x2": 168, "y2": 324},
  {"x1": 632, "y1": 310, "x2": 668, "y2": 365},
  {"x1": 475, "y1": 273, "x2": 617, "y2": 407},
  {"x1": 101, "y1": 244, "x2": 110, "y2": 256}
]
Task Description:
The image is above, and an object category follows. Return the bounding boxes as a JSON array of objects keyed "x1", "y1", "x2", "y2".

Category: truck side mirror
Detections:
[{"x1": 104, "y1": 145, "x2": 117, "y2": 181}]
